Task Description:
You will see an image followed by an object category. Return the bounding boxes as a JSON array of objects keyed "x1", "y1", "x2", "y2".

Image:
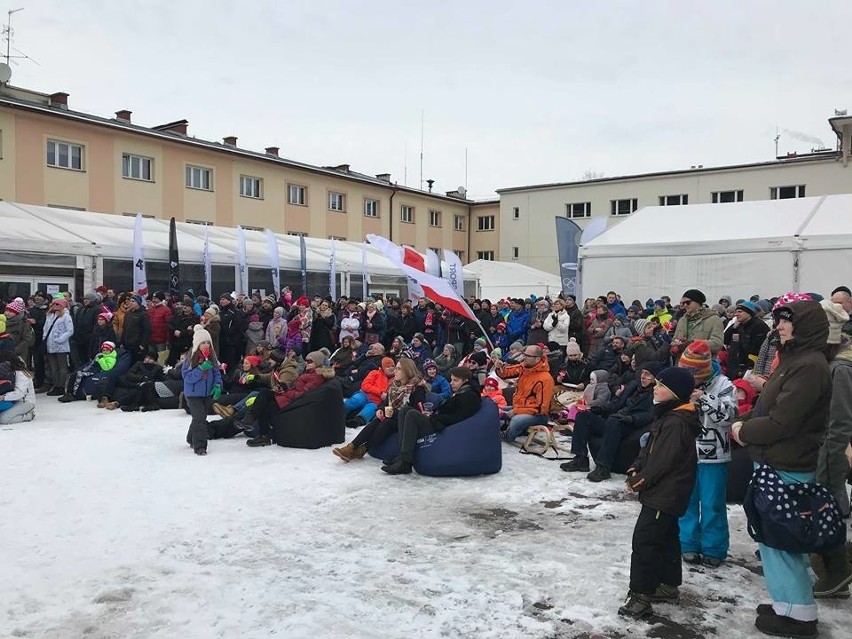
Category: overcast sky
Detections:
[{"x1": 8, "y1": 0, "x2": 852, "y2": 199}]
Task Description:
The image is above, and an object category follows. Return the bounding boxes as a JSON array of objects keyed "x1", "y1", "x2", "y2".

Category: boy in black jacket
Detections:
[
  {"x1": 382, "y1": 367, "x2": 481, "y2": 475},
  {"x1": 619, "y1": 367, "x2": 700, "y2": 619}
]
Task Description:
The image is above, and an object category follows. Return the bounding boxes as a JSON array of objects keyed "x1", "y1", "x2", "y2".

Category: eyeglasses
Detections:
[{"x1": 523, "y1": 353, "x2": 538, "y2": 358}]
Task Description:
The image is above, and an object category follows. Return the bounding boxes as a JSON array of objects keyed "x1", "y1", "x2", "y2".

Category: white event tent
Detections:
[
  {"x1": 0, "y1": 202, "x2": 478, "y2": 297},
  {"x1": 464, "y1": 259, "x2": 563, "y2": 300},
  {"x1": 578, "y1": 194, "x2": 852, "y2": 302}
]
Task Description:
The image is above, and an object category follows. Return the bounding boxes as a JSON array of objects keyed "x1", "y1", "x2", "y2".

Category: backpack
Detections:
[
  {"x1": 0, "y1": 361, "x2": 15, "y2": 395},
  {"x1": 744, "y1": 463, "x2": 845, "y2": 554}
]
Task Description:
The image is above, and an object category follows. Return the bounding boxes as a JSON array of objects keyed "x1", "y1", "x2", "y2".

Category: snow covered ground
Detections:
[{"x1": 1, "y1": 399, "x2": 847, "y2": 639}]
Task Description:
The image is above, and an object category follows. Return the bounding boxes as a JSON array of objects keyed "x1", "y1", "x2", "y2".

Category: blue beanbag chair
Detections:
[{"x1": 369, "y1": 398, "x2": 502, "y2": 477}]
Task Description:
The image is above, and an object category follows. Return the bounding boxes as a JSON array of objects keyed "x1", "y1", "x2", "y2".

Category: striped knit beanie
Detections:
[{"x1": 678, "y1": 339, "x2": 712, "y2": 384}]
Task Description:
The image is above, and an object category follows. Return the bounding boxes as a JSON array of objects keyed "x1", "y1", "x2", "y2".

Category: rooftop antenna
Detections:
[
  {"x1": 774, "y1": 126, "x2": 780, "y2": 158},
  {"x1": 2, "y1": 8, "x2": 38, "y2": 71},
  {"x1": 419, "y1": 108, "x2": 424, "y2": 190}
]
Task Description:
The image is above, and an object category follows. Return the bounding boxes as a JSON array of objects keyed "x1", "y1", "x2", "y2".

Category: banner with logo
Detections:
[
  {"x1": 442, "y1": 249, "x2": 464, "y2": 297},
  {"x1": 329, "y1": 239, "x2": 337, "y2": 299},
  {"x1": 202, "y1": 224, "x2": 212, "y2": 296},
  {"x1": 132, "y1": 214, "x2": 148, "y2": 296},
  {"x1": 299, "y1": 234, "x2": 308, "y2": 296},
  {"x1": 236, "y1": 225, "x2": 249, "y2": 294},
  {"x1": 168, "y1": 217, "x2": 180, "y2": 303},
  {"x1": 555, "y1": 217, "x2": 582, "y2": 297}
]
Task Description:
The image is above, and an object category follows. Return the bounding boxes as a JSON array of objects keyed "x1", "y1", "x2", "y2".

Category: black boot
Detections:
[
  {"x1": 57, "y1": 393, "x2": 76, "y2": 403},
  {"x1": 755, "y1": 613, "x2": 817, "y2": 638},
  {"x1": 381, "y1": 458, "x2": 413, "y2": 475},
  {"x1": 346, "y1": 416, "x2": 366, "y2": 429},
  {"x1": 560, "y1": 456, "x2": 590, "y2": 472},
  {"x1": 246, "y1": 435, "x2": 271, "y2": 447},
  {"x1": 587, "y1": 465, "x2": 611, "y2": 482},
  {"x1": 813, "y1": 543, "x2": 852, "y2": 598}
]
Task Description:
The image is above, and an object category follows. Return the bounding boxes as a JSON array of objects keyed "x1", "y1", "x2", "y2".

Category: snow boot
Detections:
[
  {"x1": 648, "y1": 583, "x2": 679, "y2": 604},
  {"x1": 755, "y1": 613, "x2": 817, "y2": 638},
  {"x1": 813, "y1": 544, "x2": 852, "y2": 598},
  {"x1": 618, "y1": 592, "x2": 652, "y2": 619},
  {"x1": 246, "y1": 435, "x2": 271, "y2": 447},
  {"x1": 121, "y1": 405, "x2": 140, "y2": 412},
  {"x1": 560, "y1": 456, "x2": 590, "y2": 472},
  {"x1": 756, "y1": 604, "x2": 776, "y2": 616},
  {"x1": 46, "y1": 387, "x2": 65, "y2": 396},
  {"x1": 682, "y1": 552, "x2": 702, "y2": 564},
  {"x1": 702, "y1": 556, "x2": 724, "y2": 568},
  {"x1": 587, "y1": 465, "x2": 611, "y2": 482},
  {"x1": 346, "y1": 416, "x2": 366, "y2": 429},
  {"x1": 194, "y1": 448, "x2": 207, "y2": 456},
  {"x1": 381, "y1": 458, "x2": 413, "y2": 475},
  {"x1": 57, "y1": 393, "x2": 76, "y2": 403},
  {"x1": 333, "y1": 443, "x2": 367, "y2": 462},
  {"x1": 141, "y1": 404, "x2": 160, "y2": 412}
]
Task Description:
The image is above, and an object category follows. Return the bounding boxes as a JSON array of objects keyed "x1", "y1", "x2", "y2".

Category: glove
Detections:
[
  {"x1": 245, "y1": 374, "x2": 255, "y2": 382},
  {"x1": 199, "y1": 360, "x2": 213, "y2": 371},
  {"x1": 212, "y1": 384, "x2": 222, "y2": 400}
]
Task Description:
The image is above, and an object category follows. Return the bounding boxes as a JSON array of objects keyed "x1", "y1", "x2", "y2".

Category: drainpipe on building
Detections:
[
  {"x1": 466, "y1": 202, "x2": 472, "y2": 264},
  {"x1": 388, "y1": 184, "x2": 398, "y2": 242}
]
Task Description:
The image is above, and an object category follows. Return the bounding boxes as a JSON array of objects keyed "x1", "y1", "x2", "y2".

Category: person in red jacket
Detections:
[
  {"x1": 245, "y1": 350, "x2": 336, "y2": 447},
  {"x1": 343, "y1": 356, "x2": 395, "y2": 428},
  {"x1": 147, "y1": 291, "x2": 173, "y2": 365}
]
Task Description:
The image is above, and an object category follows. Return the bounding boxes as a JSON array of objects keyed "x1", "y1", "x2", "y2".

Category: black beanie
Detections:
[
  {"x1": 656, "y1": 367, "x2": 695, "y2": 403},
  {"x1": 682, "y1": 289, "x2": 706, "y2": 305}
]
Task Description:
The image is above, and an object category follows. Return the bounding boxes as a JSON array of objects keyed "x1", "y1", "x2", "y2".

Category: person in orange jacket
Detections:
[
  {"x1": 343, "y1": 356, "x2": 395, "y2": 428},
  {"x1": 494, "y1": 344, "x2": 554, "y2": 442}
]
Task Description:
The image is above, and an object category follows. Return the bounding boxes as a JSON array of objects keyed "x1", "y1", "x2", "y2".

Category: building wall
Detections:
[
  {"x1": 0, "y1": 103, "x2": 472, "y2": 259},
  {"x1": 499, "y1": 158, "x2": 852, "y2": 274},
  {"x1": 469, "y1": 202, "x2": 500, "y2": 262}
]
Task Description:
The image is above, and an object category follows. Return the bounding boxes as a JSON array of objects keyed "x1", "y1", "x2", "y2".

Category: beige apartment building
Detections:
[
  {"x1": 498, "y1": 115, "x2": 852, "y2": 274},
  {"x1": 0, "y1": 83, "x2": 500, "y2": 264}
]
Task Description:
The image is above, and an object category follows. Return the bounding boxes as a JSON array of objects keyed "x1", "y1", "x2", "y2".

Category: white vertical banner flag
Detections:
[
  {"x1": 442, "y1": 249, "x2": 465, "y2": 297},
  {"x1": 132, "y1": 214, "x2": 148, "y2": 296},
  {"x1": 361, "y1": 243, "x2": 368, "y2": 299},
  {"x1": 265, "y1": 229, "x2": 280, "y2": 297},
  {"x1": 329, "y1": 239, "x2": 337, "y2": 300},
  {"x1": 203, "y1": 224, "x2": 212, "y2": 296},
  {"x1": 425, "y1": 249, "x2": 441, "y2": 277},
  {"x1": 236, "y1": 225, "x2": 249, "y2": 294}
]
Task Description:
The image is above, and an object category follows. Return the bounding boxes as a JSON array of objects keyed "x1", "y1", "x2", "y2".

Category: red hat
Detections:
[
  {"x1": 496, "y1": 322, "x2": 506, "y2": 331},
  {"x1": 484, "y1": 377, "x2": 499, "y2": 389},
  {"x1": 296, "y1": 296, "x2": 310, "y2": 307},
  {"x1": 101, "y1": 341, "x2": 116, "y2": 352},
  {"x1": 96, "y1": 285, "x2": 109, "y2": 294},
  {"x1": 244, "y1": 355, "x2": 263, "y2": 368},
  {"x1": 5, "y1": 300, "x2": 25, "y2": 315},
  {"x1": 98, "y1": 311, "x2": 113, "y2": 323}
]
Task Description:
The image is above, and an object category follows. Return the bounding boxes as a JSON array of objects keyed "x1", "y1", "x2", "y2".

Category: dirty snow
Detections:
[{"x1": 0, "y1": 400, "x2": 846, "y2": 638}]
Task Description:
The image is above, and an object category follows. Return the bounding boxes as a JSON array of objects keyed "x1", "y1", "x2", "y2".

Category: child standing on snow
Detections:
[
  {"x1": 619, "y1": 367, "x2": 700, "y2": 620},
  {"x1": 182, "y1": 325, "x2": 223, "y2": 456},
  {"x1": 676, "y1": 340, "x2": 737, "y2": 568}
]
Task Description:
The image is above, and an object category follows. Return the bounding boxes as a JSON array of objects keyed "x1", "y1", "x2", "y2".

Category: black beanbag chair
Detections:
[
  {"x1": 588, "y1": 424, "x2": 652, "y2": 475},
  {"x1": 270, "y1": 378, "x2": 345, "y2": 449}
]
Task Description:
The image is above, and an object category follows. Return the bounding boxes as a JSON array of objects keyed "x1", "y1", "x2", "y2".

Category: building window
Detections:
[
  {"x1": 454, "y1": 214, "x2": 465, "y2": 231},
  {"x1": 364, "y1": 198, "x2": 379, "y2": 217},
  {"x1": 47, "y1": 139, "x2": 84, "y2": 170},
  {"x1": 186, "y1": 165, "x2": 212, "y2": 190},
  {"x1": 400, "y1": 205, "x2": 414, "y2": 223},
  {"x1": 328, "y1": 235, "x2": 346, "y2": 241},
  {"x1": 610, "y1": 198, "x2": 638, "y2": 216},
  {"x1": 456, "y1": 250, "x2": 465, "y2": 262},
  {"x1": 122, "y1": 154, "x2": 152, "y2": 181},
  {"x1": 566, "y1": 202, "x2": 591, "y2": 219},
  {"x1": 512, "y1": 207, "x2": 520, "y2": 220},
  {"x1": 477, "y1": 215, "x2": 495, "y2": 231},
  {"x1": 429, "y1": 210, "x2": 442, "y2": 227},
  {"x1": 185, "y1": 219, "x2": 212, "y2": 225},
  {"x1": 658, "y1": 194, "x2": 688, "y2": 206},
  {"x1": 770, "y1": 185, "x2": 806, "y2": 200},
  {"x1": 288, "y1": 183, "x2": 307, "y2": 205},
  {"x1": 239, "y1": 175, "x2": 262, "y2": 199},
  {"x1": 286, "y1": 231, "x2": 307, "y2": 237},
  {"x1": 328, "y1": 192, "x2": 346, "y2": 211},
  {"x1": 712, "y1": 190, "x2": 744, "y2": 203},
  {"x1": 477, "y1": 251, "x2": 495, "y2": 260},
  {"x1": 512, "y1": 246, "x2": 519, "y2": 260}
]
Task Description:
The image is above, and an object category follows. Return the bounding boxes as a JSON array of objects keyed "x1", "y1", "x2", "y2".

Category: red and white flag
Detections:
[{"x1": 366, "y1": 234, "x2": 476, "y2": 323}]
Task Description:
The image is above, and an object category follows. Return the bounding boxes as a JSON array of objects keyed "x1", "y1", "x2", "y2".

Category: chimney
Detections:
[
  {"x1": 376, "y1": 173, "x2": 391, "y2": 183},
  {"x1": 153, "y1": 119, "x2": 189, "y2": 136},
  {"x1": 115, "y1": 109, "x2": 132, "y2": 123},
  {"x1": 223, "y1": 136, "x2": 237, "y2": 147},
  {"x1": 334, "y1": 164, "x2": 350, "y2": 173},
  {"x1": 265, "y1": 146, "x2": 280, "y2": 157},
  {"x1": 49, "y1": 92, "x2": 69, "y2": 109}
]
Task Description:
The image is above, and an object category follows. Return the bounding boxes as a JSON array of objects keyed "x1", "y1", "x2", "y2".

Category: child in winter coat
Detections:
[
  {"x1": 182, "y1": 325, "x2": 223, "y2": 456},
  {"x1": 0, "y1": 351, "x2": 35, "y2": 424},
  {"x1": 244, "y1": 314, "x2": 265, "y2": 355},
  {"x1": 583, "y1": 369, "x2": 611, "y2": 409},
  {"x1": 620, "y1": 367, "x2": 700, "y2": 619},
  {"x1": 731, "y1": 378, "x2": 756, "y2": 416},
  {"x1": 279, "y1": 317, "x2": 303, "y2": 356},
  {"x1": 481, "y1": 376, "x2": 509, "y2": 422},
  {"x1": 676, "y1": 340, "x2": 737, "y2": 567},
  {"x1": 423, "y1": 359, "x2": 451, "y2": 400},
  {"x1": 89, "y1": 311, "x2": 117, "y2": 358},
  {"x1": 492, "y1": 322, "x2": 510, "y2": 353},
  {"x1": 62, "y1": 340, "x2": 118, "y2": 402},
  {"x1": 265, "y1": 306, "x2": 287, "y2": 345}
]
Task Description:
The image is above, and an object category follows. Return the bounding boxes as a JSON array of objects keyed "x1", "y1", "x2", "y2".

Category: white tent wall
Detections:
[
  {"x1": 579, "y1": 194, "x2": 852, "y2": 302},
  {"x1": 0, "y1": 202, "x2": 478, "y2": 299},
  {"x1": 464, "y1": 259, "x2": 563, "y2": 300}
]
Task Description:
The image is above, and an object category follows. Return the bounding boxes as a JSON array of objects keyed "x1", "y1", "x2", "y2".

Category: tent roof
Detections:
[
  {"x1": 580, "y1": 195, "x2": 852, "y2": 258},
  {"x1": 465, "y1": 259, "x2": 562, "y2": 297},
  {"x1": 0, "y1": 202, "x2": 477, "y2": 280}
]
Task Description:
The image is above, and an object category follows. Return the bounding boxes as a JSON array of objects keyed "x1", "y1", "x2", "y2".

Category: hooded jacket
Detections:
[
  {"x1": 693, "y1": 370, "x2": 737, "y2": 463},
  {"x1": 506, "y1": 308, "x2": 531, "y2": 343},
  {"x1": 147, "y1": 302, "x2": 173, "y2": 345},
  {"x1": 724, "y1": 315, "x2": 770, "y2": 379},
  {"x1": 820, "y1": 344, "x2": 852, "y2": 516},
  {"x1": 543, "y1": 309, "x2": 572, "y2": 346},
  {"x1": 428, "y1": 382, "x2": 482, "y2": 431},
  {"x1": 4, "y1": 311, "x2": 34, "y2": 360},
  {"x1": 673, "y1": 307, "x2": 724, "y2": 354},
  {"x1": 498, "y1": 355, "x2": 554, "y2": 416},
  {"x1": 274, "y1": 365, "x2": 335, "y2": 410},
  {"x1": 43, "y1": 311, "x2": 74, "y2": 354},
  {"x1": 359, "y1": 368, "x2": 392, "y2": 406},
  {"x1": 94, "y1": 349, "x2": 117, "y2": 371},
  {"x1": 739, "y1": 301, "x2": 831, "y2": 471},
  {"x1": 626, "y1": 402, "x2": 701, "y2": 517}
]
